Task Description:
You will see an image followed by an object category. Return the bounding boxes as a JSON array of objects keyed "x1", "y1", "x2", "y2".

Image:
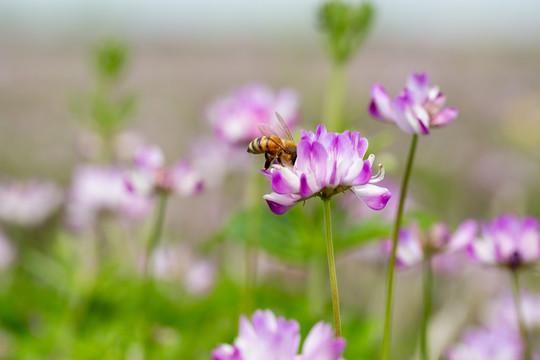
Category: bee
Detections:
[{"x1": 247, "y1": 112, "x2": 297, "y2": 170}]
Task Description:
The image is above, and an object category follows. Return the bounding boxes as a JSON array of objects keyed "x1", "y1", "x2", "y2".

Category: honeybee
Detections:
[{"x1": 247, "y1": 112, "x2": 297, "y2": 170}]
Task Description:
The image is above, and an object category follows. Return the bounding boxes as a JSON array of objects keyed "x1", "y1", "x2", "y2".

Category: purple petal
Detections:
[
  {"x1": 346, "y1": 159, "x2": 372, "y2": 186},
  {"x1": 431, "y1": 107, "x2": 458, "y2": 127},
  {"x1": 369, "y1": 84, "x2": 395, "y2": 122},
  {"x1": 351, "y1": 184, "x2": 391, "y2": 210},
  {"x1": 270, "y1": 168, "x2": 299, "y2": 194},
  {"x1": 211, "y1": 344, "x2": 242, "y2": 360},
  {"x1": 263, "y1": 192, "x2": 299, "y2": 215},
  {"x1": 447, "y1": 219, "x2": 477, "y2": 252},
  {"x1": 406, "y1": 72, "x2": 430, "y2": 103},
  {"x1": 134, "y1": 145, "x2": 165, "y2": 171},
  {"x1": 393, "y1": 93, "x2": 418, "y2": 134},
  {"x1": 299, "y1": 173, "x2": 313, "y2": 198}
]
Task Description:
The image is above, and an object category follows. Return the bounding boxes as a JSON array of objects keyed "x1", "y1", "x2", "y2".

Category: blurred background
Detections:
[{"x1": 1, "y1": 0, "x2": 540, "y2": 359}]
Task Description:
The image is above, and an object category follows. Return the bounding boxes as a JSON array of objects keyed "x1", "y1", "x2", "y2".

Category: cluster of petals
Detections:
[
  {"x1": 381, "y1": 220, "x2": 477, "y2": 269},
  {"x1": 369, "y1": 72, "x2": 458, "y2": 134},
  {"x1": 126, "y1": 145, "x2": 203, "y2": 196},
  {"x1": 67, "y1": 165, "x2": 151, "y2": 230},
  {"x1": 0, "y1": 180, "x2": 62, "y2": 227},
  {"x1": 262, "y1": 124, "x2": 391, "y2": 215},
  {"x1": 444, "y1": 327, "x2": 524, "y2": 360},
  {"x1": 206, "y1": 83, "x2": 299, "y2": 146},
  {"x1": 467, "y1": 214, "x2": 540, "y2": 268},
  {"x1": 483, "y1": 292, "x2": 540, "y2": 332},
  {"x1": 212, "y1": 309, "x2": 345, "y2": 360}
]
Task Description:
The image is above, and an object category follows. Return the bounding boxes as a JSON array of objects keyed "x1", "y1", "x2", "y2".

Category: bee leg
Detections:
[
  {"x1": 264, "y1": 153, "x2": 272, "y2": 170},
  {"x1": 277, "y1": 149, "x2": 284, "y2": 166}
]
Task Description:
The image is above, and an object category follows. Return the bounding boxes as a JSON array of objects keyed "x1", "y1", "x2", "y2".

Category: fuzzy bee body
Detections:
[{"x1": 247, "y1": 113, "x2": 298, "y2": 170}]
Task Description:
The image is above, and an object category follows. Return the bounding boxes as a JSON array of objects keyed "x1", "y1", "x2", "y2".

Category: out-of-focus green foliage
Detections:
[
  {"x1": 93, "y1": 39, "x2": 129, "y2": 82},
  {"x1": 318, "y1": 1, "x2": 374, "y2": 64}
]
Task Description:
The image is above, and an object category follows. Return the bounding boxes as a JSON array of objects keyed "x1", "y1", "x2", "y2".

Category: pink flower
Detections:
[
  {"x1": 127, "y1": 145, "x2": 203, "y2": 196},
  {"x1": 369, "y1": 72, "x2": 458, "y2": 134},
  {"x1": 467, "y1": 214, "x2": 540, "y2": 268},
  {"x1": 0, "y1": 180, "x2": 62, "y2": 227},
  {"x1": 445, "y1": 327, "x2": 523, "y2": 360},
  {"x1": 381, "y1": 220, "x2": 477, "y2": 269},
  {"x1": 207, "y1": 83, "x2": 299, "y2": 146},
  {"x1": 212, "y1": 309, "x2": 345, "y2": 360},
  {"x1": 261, "y1": 124, "x2": 390, "y2": 215}
]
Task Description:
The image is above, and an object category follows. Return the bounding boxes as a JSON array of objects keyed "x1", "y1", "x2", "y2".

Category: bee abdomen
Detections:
[{"x1": 248, "y1": 137, "x2": 265, "y2": 154}]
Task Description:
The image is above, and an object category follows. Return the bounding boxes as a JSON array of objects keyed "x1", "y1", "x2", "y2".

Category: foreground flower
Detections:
[
  {"x1": 0, "y1": 180, "x2": 62, "y2": 227},
  {"x1": 445, "y1": 327, "x2": 523, "y2": 360},
  {"x1": 206, "y1": 83, "x2": 299, "y2": 146},
  {"x1": 212, "y1": 309, "x2": 346, "y2": 360},
  {"x1": 126, "y1": 145, "x2": 203, "y2": 196},
  {"x1": 369, "y1": 72, "x2": 458, "y2": 134},
  {"x1": 381, "y1": 220, "x2": 477, "y2": 269},
  {"x1": 67, "y1": 165, "x2": 151, "y2": 230},
  {"x1": 262, "y1": 124, "x2": 391, "y2": 215},
  {"x1": 467, "y1": 214, "x2": 540, "y2": 268}
]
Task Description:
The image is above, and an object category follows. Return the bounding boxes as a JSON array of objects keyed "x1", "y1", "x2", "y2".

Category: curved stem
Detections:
[
  {"x1": 143, "y1": 191, "x2": 169, "y2": 278},
  {"x1": 380, "y1": 134, "x2": 418, "y2": 360},
  {"x1": 322, "y1": 61, "x2": 346, "y2": 132},
  {"x1": 420, "y1": 257, "x2": 433, "y2": 360},
  {"x1": 322, "y1": 198, "x2": 341, "y2": 336},
  {"x1": 510, "y1": 270, "x2": 532, "y2": 360}
]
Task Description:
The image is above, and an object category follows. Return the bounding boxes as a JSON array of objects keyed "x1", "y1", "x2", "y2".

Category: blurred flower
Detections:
[
  {"x1": 206, "y1": 83, "x2": 299, "y2": 146},
  {"x1": 0, "y1": 180, "x2": 62, "y2": 227},
  {"x1": 185, "y1": 259, "x2": 215, "y2": 295},
  {"x1": 483, "y1": 292, "x2": 540, "y2": 332},
  {"x1": 113, "y1": 130, "x2": 146, "y2": 162},
  {"x1": 212, "y1": 309, "x2": 345, "y2": 360},
  {"x1": 467, "y1": 214, "x2": 540, "y2": 269},
  {"x1": 0, "y1": 229, "x2": 15, "y2": 270},
  {"x1": 444, "y1": 327, "x2": 523, "y2": 360},
  {"x1": 67, "y1": 165, "x2": 151, "y2": 230},
  {"x1": 261, "y1": 124, "x2": 390, "y2": 215},
  {"x1": 369, "y1": 72, "x2": 458, "y2": 134},
  {"x1": 381, "y1": 220, "x2": 477, "y2": 269},
  {"x1": 126, "y1": 145, "x2": 203, "y2": 196}
]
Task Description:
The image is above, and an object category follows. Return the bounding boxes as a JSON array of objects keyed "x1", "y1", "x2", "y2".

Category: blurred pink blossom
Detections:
[
  {"x1": 0, "y1": 180, "x2": 62, "y2": 227},
  {"x1": 445, "y1": 327, "x2": 523, "y2": 360}
]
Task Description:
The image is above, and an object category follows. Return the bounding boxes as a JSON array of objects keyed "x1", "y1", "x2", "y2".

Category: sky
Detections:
[{"x1": 1, "y1": 0, "x2": 539, "y2": 47}]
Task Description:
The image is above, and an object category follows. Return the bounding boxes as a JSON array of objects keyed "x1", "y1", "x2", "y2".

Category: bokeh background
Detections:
[{"x1": 1, "y1": 0, "x2": 540, "y2": 359}]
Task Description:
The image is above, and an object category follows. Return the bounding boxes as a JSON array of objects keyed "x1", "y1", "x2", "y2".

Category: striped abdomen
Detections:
[{"x1": 247, "y1": 136, "x2": 283, "y2": 154}]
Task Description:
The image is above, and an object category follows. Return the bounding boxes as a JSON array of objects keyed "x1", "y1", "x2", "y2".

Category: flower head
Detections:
[
  {"x1": 369, "y1": 72, "x2": 458, "y2": 134},
  {"x1": 127, "y1": 145, "x2": 203, "y2": 196},
  {"x1": 67, "y1": 165, "x2": 151, "y2": 230},
  {"x1": 207, "y1": 83, "x2": 299, "y2": 146},
  {"x1": 212, "y1": 309, "x2": 345, "y2": 360},
  {"x1": 381, "y1": 219, "x2": 477, "y2": 269},
  {"x1": 467, "y1": 214, "x2": 540, "y2": 269},
  {"x1": 445, "y1": 327, "x2": 523, "y2": 360},
  {"x1": 262, "y1": 124, "x2": 390, "y2": 215},
  {"x1": 0, "y1": 180, "x2": 62, "y2": 227},
  {"x1": 483, "y1": 292, "x2": 540, "y2": 332}
]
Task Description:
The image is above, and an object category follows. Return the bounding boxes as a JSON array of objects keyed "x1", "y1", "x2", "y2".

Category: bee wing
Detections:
[
  {"x1": 257, "y1": 123, "x2": 279, "y2": 138},
  {"x1": 274, "y1": 112, "x2": 295, "y2": 142}
]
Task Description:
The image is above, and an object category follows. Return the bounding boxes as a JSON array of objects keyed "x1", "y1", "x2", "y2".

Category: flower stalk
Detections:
[
  {"x1": 510, "y1": 269, "x2": 532, "y2": 360},
  {"x1": 322, "y1": 61, "x2": 346, "y2": 132},
  {"x1": 420, "y1": 256, "x2": 433, "y2": 360},
  {"x1": 322, "y1": 197, "x2": 341, "y2": 336},
  {"x1": 380, "y1": 134, "x2": 418, "y2": 360},
  {"x1": 143, "y1": 191, "x2": 169, "y2": 277}
]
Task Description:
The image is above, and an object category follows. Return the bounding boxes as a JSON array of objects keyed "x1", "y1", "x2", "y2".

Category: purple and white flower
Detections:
[
  {"x1": 467, "y1": 214, "x2": 540, "y2": 268},
  {"x1": 483, "y1": 292, "x2": 540, "y2": 332},
  {"x1": 127, "y1": 145, "x2": 203, "y2": 196},
  {"x1": 212, "y1": 309, "x2": 345, "y2": 360},
  {"x1": 444, "y1": 327, "x2": 523, "y2": 360},
  {"x1": 206, "y1": 83, "x2": 299, "y2": 146},
  {"x1": 369, "y1": 72, "x2": 458, "y2": 135},
  {"x1": 381, "y1": 220, "x2": 477, "y2": 269},
  {"x1": 66, "y1": 165, "x2": 151, "y2": 230},
  {"x1": 261, "y1": 124, "x2": 390, "y2": 215},
  {"x1": 0, "y1": 180, "x2": 62, "y2": 227}
]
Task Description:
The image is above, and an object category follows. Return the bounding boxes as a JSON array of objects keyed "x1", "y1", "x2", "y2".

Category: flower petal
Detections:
[
  {"x1": 271, "y1": 167, "x2": 300, "y2": 194},
  {"x1": 369, "y1": 84, "x2": 395, "y2": 122},
  {"x1": 431, "y1": 107, "x2": 458, "y2": 127},
  {"x1": 351, "y1": 184, "x2": 391, "y2": 210},
  {"x1": 406, "y1": 72, "x2": 430, "y2": 103},
  {"x1": 263, "y1": 192, "x2": 300, "y2": 215}
]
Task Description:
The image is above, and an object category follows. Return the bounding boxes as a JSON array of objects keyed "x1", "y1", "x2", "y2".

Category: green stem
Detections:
[
  {"x1": 510, "y1": 270, "x2": 532, "y2": 360},
  {"x1": 322, "y1": 198, "x2": 341, "y2": 336},
  {"x1": 420, "y1": 257, "x2": 433, "y2": 360},
  {"x1": 143, "y1": 191, "x2": 169, "y2": 278},
  {"x1": 380, "y1": 134, "x2": 418, "y2": 360},
  {"x1": 322, "y1": 61, "x2": 346, "y2": 132}
]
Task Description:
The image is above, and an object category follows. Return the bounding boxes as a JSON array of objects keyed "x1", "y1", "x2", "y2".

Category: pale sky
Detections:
[{"x1": 1, "y1": 0, "x2": 539, "y2": 47}]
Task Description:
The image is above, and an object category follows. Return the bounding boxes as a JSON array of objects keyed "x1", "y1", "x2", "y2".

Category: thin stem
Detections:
[
  {"x1": 380, "y1": 134, "x2": 418, "y2": 360},
  {"x1": 420, "y1": 257, "x2": 433, "y2": 360},
  {"x1": 322, "y1": 198, "x2": 341, "y2": 336},
  {"x1": 510, "y1": 270, "x2": 532, "y2": 360},
  {"x1": 322, "y1": 61, "x2": 346, "y2": 132},
  {"x1": 143, "y1": 191, "x2": 169, "y2": 278}
]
